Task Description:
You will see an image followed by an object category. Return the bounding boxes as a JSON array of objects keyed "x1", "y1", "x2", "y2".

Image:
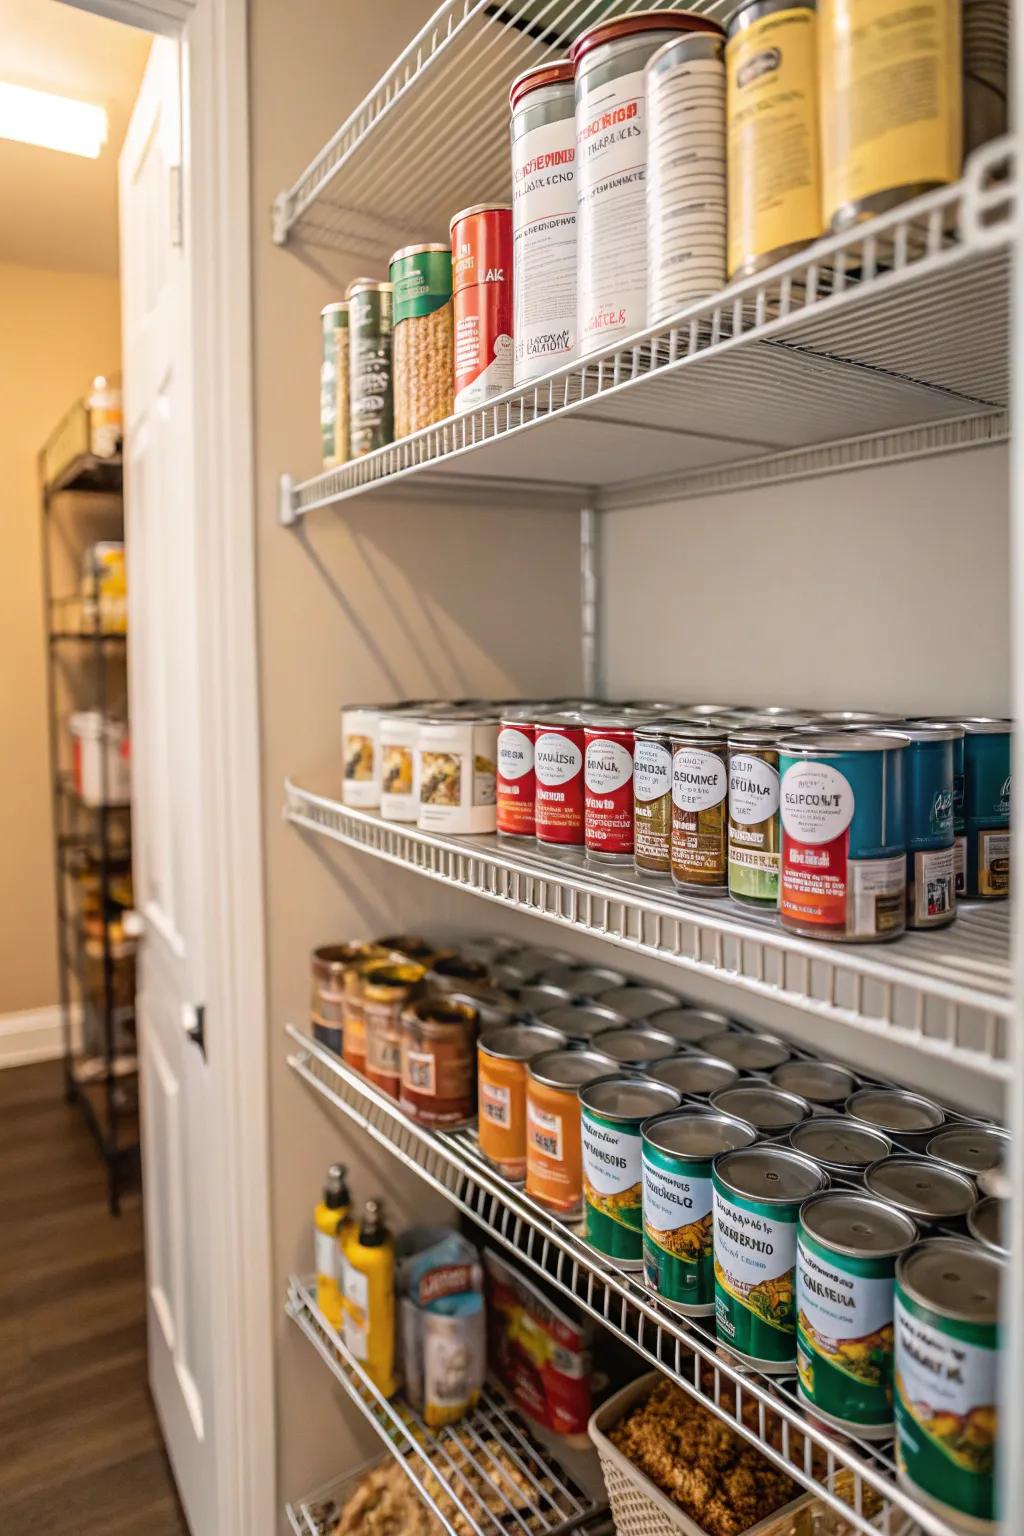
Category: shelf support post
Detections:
[{"x1": 580, "y1": 503, "x2": 601, "y2": 698}]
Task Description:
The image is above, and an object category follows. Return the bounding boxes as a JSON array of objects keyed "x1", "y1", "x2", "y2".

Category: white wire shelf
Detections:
[
  {"x1": 286, "y1": 1272, "x2": 605, "y2": 1536},
  {"x1": 287, "y1": 1029, "x2": 955, "y2": 1536},
  {"x1": 284, "y1": 779, "x2": 1012, "y2": 1081},
  {"x1": 279, "y1": 136, "x2": 1015, "y2": 521}
]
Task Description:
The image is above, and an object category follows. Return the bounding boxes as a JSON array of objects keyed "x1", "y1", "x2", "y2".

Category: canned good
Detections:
[
  {"x1": 771, "y1": 1059, "x2": 858, "y2": 1108},
  {"x1": 525, "y1": 1048, "x2": 618, "y2": 1218},
  {"x1": 539, "y1": 963, "x2": 628, "y2": 998},
  {"x1": 511, "y1": 944, "x2": 577, "y2": 976},
  {"x1": 728, "y1": 727, "x2": 782, "y2": 907},
  {"x1": 583, "y1": 718, "x2": 636, "y2": 861},
  {"x1": 893, "y1": 726, "x2": 959, "y2": 929},
  {"x1": 961, "y1": 718, "x2": 1011, "y2": 898},
  {"x1": 710, "y1": 1082, "x2": 812, "y2": 1134},
  {"x1": 341, "y1": 703, "x2": 384, "y2": 808},
  {"x1": 376, "y1": 933, "x2": 437, "y2": 966},
  {"x1": 894, "y1": 1237, "x2": 1001, "y2": 1530},
  {"x1": 581, "y1": 1075, "x2": 682, "y2": 1264},
  {"x1": 670, "y1": 725, "x2": 729, "y2": 891},
  {"x1": 778, "y1": 732, "x2": 908, "y2": 943},
  {"x1": 645, "y1": 1052, "x2": 739, "y2": 1098},
  {"x1": 645, "y1": 30, "x2": 727, "y2": 324},
  {"x1": 361, "y1": 959, "x2": 427, "y2": 1096},
  {"x1": 536, "y1": 1002, "x2": 629, "y2": 1045},
  {"x1": 652, "y1": 1005, "x2": 734, "y2": 1045},
  {"x1": 497, "y1": 711, "x2": 536, "y2": 839},
  {"x1": 450, "y1": 204, "x2": 513, "y2": 413},
  {"x1": 846, "y1": 1088, "x2": 946, "y2": 1148},
  {"x1": 572, "y1": 10, "x2": 722, "y2": 356},
  {"x1": 699, "y1": 1030, "x2": 791, "y2": 1072},
  {"x1": 477, "y1": 1022, "x2": 568, "y2": 1182},
  {"x1": 379, "y1": 709, "x2": 420, "y2": 823},
  {"x1": 820, "y1": 0, "x2": 962, "y2": 233},
  {"x1": 963, "y1": 0, "x2": 1008, "y2": 155},
  {"x1": 513, "y1": 982, "x2": 575, "y2": 1020},
  {"x1": 399, "y1": 995, "x2": 478, "y2": 1126},
  {"x1": 416, "y1": 713, "x2": 498, "y2": 834},
  {"x1": 320, "y1": 302, "x2": 349, "y2": 469},
  {"x1": 812, "y1": 710, "x2": 907, "y2": 726},
  {"x1": 633, "y1": 726, "x2": 673, "y2": 876},
  {"x1": 789, "y1": 1116, "x2": 893, "y2": 1176},
  {"x1": 865, "y1": 1155, "x2": 977, "y2": 1228},
  {"x1": 926, "y1": 1124, "x2": 1009, "y2": 1177},
  {"x1": 509, "y1": 61, "x2": 577, "y2": 384},
  {"x1": 595, "y1": 985, "x2": 680, "y2": 1022},
  {"x1": 796, "y1": 1191, "x2": 918, "y2": 1437},
  {"x1": 310, "y1": 941, "x2": 387, "y2": 1054},
  {"x1": 590, "y1": 1026, "x2": 681, "y2": 1066},
  {"x1": 726, "y1": 0, "x2": 823, "y2": 278},
  {"x1": 911, "y1": 717, "x2": 968, "y2": 894},
  {"x1": 967, "y1": 1196, "x2": 1007, "y2": 1257},
  {"x1": 534, "y1": 713, "x2": 586, "y2": 851},
  {"x1": 643, "y1": 1108, "x2": 756, "y2": 1313},
  {"x1": 448, "y1": 984, "x2": 516, "y2": 1033},
  {"x1": 712, "y1": 1145, "x2": 829, "y2": 1371},
  {"x1": 389, "y1": 243, "x2": 453, "y2": 437},
  {"x1": 346, "y1": 279, "x2": 393, "y2": 456}
]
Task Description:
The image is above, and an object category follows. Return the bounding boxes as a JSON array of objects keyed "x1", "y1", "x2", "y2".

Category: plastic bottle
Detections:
[
  {"x1": 313, "y1": 1163, "x2": 351, "y2": 1328},
  {"x1": 86, "y1": 375, "x2": 123, "y2": 459},
  {"x1": 341, "y1": 1198, "x2": 398, "y2": 1396}
]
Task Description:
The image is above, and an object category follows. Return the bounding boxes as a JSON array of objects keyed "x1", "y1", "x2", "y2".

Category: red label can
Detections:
[
  {"x1": 534, "y1": 716, "x2": 585, "y2": 849},
  {"x1": 497, "y1": 714, "x2": 536, "y2": 838},
  {"x1": 584, "y1": 721, "x2": 635, "y2": 861},
  {"x1": 451, "y1": 202, "x2": 514, "y2": 413}
]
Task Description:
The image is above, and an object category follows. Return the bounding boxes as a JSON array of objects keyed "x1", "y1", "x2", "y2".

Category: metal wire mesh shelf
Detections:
[
  {"x1": 284, "y1": 779, "x2": 1012, "y2": 1080},
  {"x1": 287, "y1": 1030, "x2": 954, "y2": 1536},
  {"x1": 286, "y1": 1272, "x2": 605, "y2": 1536}
]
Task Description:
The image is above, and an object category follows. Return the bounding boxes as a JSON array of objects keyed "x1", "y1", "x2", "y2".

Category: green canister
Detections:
[
  {"x1": 889, "y1": 725, "x2": 960, "y2": 929},
  {"x1": 727, "y1": 727, "x2": 782, "y2": 906},
  {"x1": 347, "y1": 278, "x2": 394, "y2": 457},
  {"x1": 320, "y1": 301, "x2": 349, "y2": 469},
  {"x1": 712, "y1": 1145, "x2": 828, "y2": 1371},
  {"x1": 580, "y1": 1075, "x2": 681, "y2": 1267},
  {"x1": 895, "y1": 1237, "x2": 1002, "y2": 1531},
  {"x1": 961, "y1": 718, "x2": 1011, "y2": 898},
  {"x1": 642, "y1": 1108, "x2": 756, "y2": 1315},
  {"x1": 389, "y1": 243, "x2": 453, "y2": 438},
  {"x1": 797, "y1": 1191, "x2": 918, "y2": 1438}
]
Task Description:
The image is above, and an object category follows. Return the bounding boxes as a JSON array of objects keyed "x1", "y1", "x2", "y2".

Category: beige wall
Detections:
[{"x1": 0, "y1": 262, "x2": 122, "y2": 1015}]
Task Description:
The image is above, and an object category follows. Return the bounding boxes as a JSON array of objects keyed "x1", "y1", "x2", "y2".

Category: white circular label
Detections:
[
  {"x1": 780, "y1": 761, "x2": 855, "y2": 843},
  {"x1": 585, "y1": 738, "x2": 632, "y2": 795},
  {"x1": 672, "y1": 748, "x2": 726, "y2": 812},
  {"x1": 498, "y1": 727, "x2": 533, "y2": 781},
  {"x1": 729, "y1": 754, "x2": 780, "y2": 825},
  {"x1": 534, "y1": 731, "x2": 582, "y2": 786},
  {"x1": 634, "y1": 740, "x2": 671, "y2": 803}
]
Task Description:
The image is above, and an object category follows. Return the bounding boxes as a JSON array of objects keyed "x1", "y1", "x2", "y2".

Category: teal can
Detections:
[
  {"x1": 912, "y1": 718, "x2": 968, "y2": 895},
  {"x1": 961, "y1": 719, "x2": 1011, "y2": 899},
  {"x1": 580, "y1": 1075, "x2": 681, "y2": 1268},
  {"x1": 891, "y1": 726, "x2": 960, "y2": 929}
]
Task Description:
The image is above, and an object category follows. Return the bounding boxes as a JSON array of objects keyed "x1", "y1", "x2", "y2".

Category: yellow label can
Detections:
[
  {"x1": 820, "y1": 0, "x2": 962, "y2": 231},
  {"x1": 726, "y1": 0, "x2": 823, "y2": 279}
]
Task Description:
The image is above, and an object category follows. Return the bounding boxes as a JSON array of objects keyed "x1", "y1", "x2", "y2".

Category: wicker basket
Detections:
[{"x1": 588, "y1": 1373, "x2": 815, "y2": 1536}]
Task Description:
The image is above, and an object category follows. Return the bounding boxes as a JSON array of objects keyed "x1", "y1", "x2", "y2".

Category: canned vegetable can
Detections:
[
  {"x1": 341, "y1": 703, "x2": 384, "y2": 808},
  {"x1": 670, "y1": 725, "x2": 729, "y2": 891},
  {"x1": 912, "y1": 716, "x2": 968, "y2": 894},
  {"x1": 347, "y1": 279, "x2": 394, "y2": 456},
  {"x1": 389, "y1": 244, "x2": 453, "y2": 437},
  {"x1": 477, "y1": 1022, "x2": 568, "y2": 1182},
  {"x1": 497, "y1": 710, "x2": 537, "y2": 839},
  {"x1": 580, "y1": 1075, "x2": 682, "y2": 1264},
  {"x1": 633, "y1": 725, "x2": 673, "y2": 876},
  {"x1": 451, "y1": 204, "x2": 513, "y2": 413},
  {"x1": 525, "y1": 1048, "x2": 618, "y2": 1218},
  {"x1": 534, "y1": 713, "x2": 586, "y2": 851},
  {"x1": 416, "y1": 712, "x2": 498, "y2": 835},
  {"x1": 583, "y1": 717, "x2": 636, "y2": 861},
  {"x1": 700, "y1": 1029, "x2": 791, "y2": 1071},
  {"x1": 320, "y1": 302, "x2": 349, "y2": 468},
  {"x1": 894, "y1": 726, "x2": 959, "y2": 929},
  {"x1": 961, "y1": 718, "x2": 1011, "y2": 898},
  {"x1": 728, "y1": 727, "x2": 783, "y2": 906},
  {"x1": 789, "y1": 1116, "x2": 893, "y2": 1176},
  {"x1": 846, "y1": 1087, "x2": 945, "y2": 1148}
]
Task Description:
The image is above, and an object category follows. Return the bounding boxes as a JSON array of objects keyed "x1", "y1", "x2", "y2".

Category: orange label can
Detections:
[
  {"x1": 525, "y1": 1048, "x2": 616, "y2": 1217},
  {"x1": 478, "y1": 1023, "x2": 567, "y2": 1183}
]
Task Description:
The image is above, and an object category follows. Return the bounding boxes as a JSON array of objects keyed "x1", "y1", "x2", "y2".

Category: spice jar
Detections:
[
  {"x1": 347, "y1": 278, "x2": 394, "y2": 456},
  {"x1": 311, "y1": 941, "x2": 387, "y2": 1055},
  {"x1": 320, "y1": 302, "x2": 349, "y2": 469},
  {"x1": 389, "y1": 243, "x2": 453, "y2": 438},
  {"x1": 360, "y1": 959, "x2": 426, "y2": 1097},
  {"x1": 400, "y1": 995, "x2": 479, "y2": 1126}
]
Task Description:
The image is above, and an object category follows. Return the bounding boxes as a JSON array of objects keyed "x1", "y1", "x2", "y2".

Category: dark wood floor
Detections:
[{"x1": 0, "y1": 1061, "x2": 190, "y2": 1535}]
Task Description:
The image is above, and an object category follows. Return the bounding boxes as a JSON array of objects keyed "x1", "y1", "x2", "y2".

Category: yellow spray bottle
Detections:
[
  {"x1": 314, "y1": 1163, "x2": 351, "y2": 1329},
  {"x1": 341, "y1": 1197, "x2": 398, "y2": 1397}
]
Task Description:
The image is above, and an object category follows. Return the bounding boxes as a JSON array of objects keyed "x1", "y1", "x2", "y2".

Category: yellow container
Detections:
[
  {"x1": 342, "y1": 1199, "x2": 398, "y2": 1397},
  {"x1": 314, "y1": 1164, "x2": 351, "y2": 1329}
]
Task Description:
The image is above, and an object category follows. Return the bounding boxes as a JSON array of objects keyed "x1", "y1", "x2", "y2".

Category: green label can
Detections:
[
  {"x1": 728, "y1": 729, "x2": 781, "y2": 905},
  {"x1": 580, "y1": 1076, "x2": 680, "y2": 1267},
  {"x1": 894, "y1": 1237, "x2": 1001, "y2": 1531},
  {"x1": 712, "y1": 1146, "x2": 828, "y2": 1371},
  {"x1": 389, "y1": 243, "x2": 454, "y2": 438},
  {"x1": 796, "y1": 1191, "x2": 917, "y2": 1438},
  {"x1": 347, "y1": 279, "x2": 394, "y2": 457},
  {"x1": 320, "y1": 302, "x2": 349, "y2": 469}
]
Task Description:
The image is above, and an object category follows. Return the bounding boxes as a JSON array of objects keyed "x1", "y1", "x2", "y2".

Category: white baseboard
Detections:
[{"x1": 0, "y1": 1004, "x2": 81, "y2": 1068}]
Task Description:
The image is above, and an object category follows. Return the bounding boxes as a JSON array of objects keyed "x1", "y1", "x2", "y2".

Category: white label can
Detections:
[
  {"x1": 510, "y1": 65, "x2": 577, "y2": 384},
  {"x1": 341, "y1": 705, "x2": 382, "y2": 809},
  {"x1": 416, "y1": 715, "x2": 498, "y2": 834}
]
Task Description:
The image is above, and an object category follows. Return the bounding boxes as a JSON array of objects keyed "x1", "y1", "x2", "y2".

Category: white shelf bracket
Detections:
[
  {"x1": 580, "y1": 503, "x2": 601, "y2": 698},
  {"x1": 278, "y1": 473, "x2": 297, "y2": 527}
]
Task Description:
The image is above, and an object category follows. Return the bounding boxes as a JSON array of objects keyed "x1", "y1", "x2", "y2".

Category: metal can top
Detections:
[
  {"x1": 580, "y1": 1074, "x2": 681, "y2": 1123},
  {"x1": 811, "y1": 710, "x2": 906, "y2": 726},
  {"x1": 595, "y1": 985, "x2": 681, "y2": 1021},
  {"x1": 388, "y1": 241, "x2": 450, "y2": 266},
  {"x1": 881, "y1": 723, "x2": 964, "y2": 743},
  {"x1": 360, "y1": 959, "x2": 427, "y2": 999},
  {"x1": 429, "y1": 953, "x2": 489, "y2": 986},
  {"x1": 590, "y1": 1026, "x2": 682, "y2": 1064},
  {"x1": 771, "y1": 1059, "x2": 858, "y2": 1106},
  {"x1": 647, "y1": 29, "x2": 726, "y2": 73},
  {"x1": 321, "y1": 301, "x2": 349, "y2": 318},
  {"x1": 620, "y1": 700, "x2": 683, "y2": 712},
  {"x1": 404, "y1": 995, "x2": 477, "y2": 1031},
  {"x1": 955, "y1": 717, "x2": 1013, "y2": 734},
  {"x1": 514, "y1": 982, "x2": 575, "y2": 1016},
  {"x1": 512, "y1": 945, "x2": 577, "y2": 974},
  {"x1": 643, "y1": 1107, "x2": 757, "y2": 1161},
  {"x1": 778, "y1": 731, "x2": 909, "y2": 756},
  {"x1": 527, "y1": 1047, "x2": 618, "y2": 1091},
  {"x1": 580, "y1": 711, "x2": 640, "y2": 731},
  {"x1": 644, "y1": 1053, "x2": 739, "y2": 1097},
  {"x1": 653, "y1": 1007, "x2": 734, "y2": 1044},
  {"x1": 633, "y1": 723, "x2": 674, "y2": 745},
  {"x1": 897, "y1": 1236, "x2": 1001, "y2": 1324},
  {"x1": 670, "y1": 723, "x2": 728, "y2": 749},
  {"x1": 478, "y1": 1022, "x2": 569, "y2": 1062},
  {"x1": 967, "y1": 1196, "x2": 1008, "y2": 1257},
  {"x1": 509, "y1": 58, "x2": 575, "y2": 110},
  {"x1": 700, "y1": 1030, "x2": 792, "y2": 1071},
  {"x1": 800, "y1": 1190, "x2": 919, "y2": 1258},
  {"x1": 710, "y1": 1083, "x2": 812, "y2": 1132},
  {"x1": 727, "y1": 727, "x2": 786, "y2": 749},
  {"x1": 865, "y1": 1155, "x2": 977, "y2": 1221},
  {"x1": 789, "y1": 1117, "x2": 893, "y2": 1172},
  {"x1": 714, "y1": 1145, "x2": 828, "y2": 1206},
  {"x1": 449, "y1": 202, "x2": 513, "y2": 230},
  {"x1": 345, "y1": 278, "x2": 393, "y2": 299},
  {"x1": 448, "y1": 985, "x2": 516, "y2": 1029},
  {"x1": 540, "y1": 964, "x2": 630, "y2": 996},
  {"x1": 846, "y1": 1087, "x2": 945, "y2": 1134},
  {"x1": 534, "y1": 709, "x2": 587, "y2": 728},
  {"x1": 925, "y1": 1123, "x2": 1010, "y2": 1176},
  {"x1": 536, "y1": 1003, "x2": 629, "y2": 1040},
  {"x1": 680, "y1": 703, "x2": 751, "y2": 717},
  {"x1": 571, "y1": 9, "x2": 724, "y2": 67},
  {"x1": 312, "y1": 940, "x2": 386, "y2": 977}
]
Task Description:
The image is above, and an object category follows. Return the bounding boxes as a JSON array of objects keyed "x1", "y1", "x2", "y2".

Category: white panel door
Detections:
[{"x1": 120, "y1": 37, "x2": 216, "y2": 1536}]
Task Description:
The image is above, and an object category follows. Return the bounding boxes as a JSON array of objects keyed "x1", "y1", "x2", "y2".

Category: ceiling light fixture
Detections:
[{"x1": 0, "y1": 81, "x2": 107, "y2": 159}]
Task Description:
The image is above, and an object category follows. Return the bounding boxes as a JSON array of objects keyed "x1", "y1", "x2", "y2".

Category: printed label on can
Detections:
[
  {"x1": 850, "y1": 854, "x2": 906, "y2": 937},
  {"x1": 577, "y1": 68, "x2": 649, "y2": 354},
  {"x1": 729, "y1": 750, "x2": 781, "y2": 902},
  {"x1": 402, "y1": 1048, "x2": 436, "y2": 1097},
  {"x1": 481, "y1": 1080, "x2": 511, "y2": 1127},
  {"x1": 634, "y1": 738, "x2": 672, "y2": 871},
  {"x1": 535, "y1": 729, "x2": 585, "y2": 845},
  {"x1": 978, "y1": 830, "x2": 1010, "y2": 897},
  {"x1": 672, "y1": 746, "x2": 728, "y2": 885},
  {"x1": 647, "y1": 54, "x2": 727, "y2": 318},
  {"x1": 452, "y1": 209, "x2": 513, "y2": 411},
  {"x1": 582, "y1": 1109, "x2": 643, "y2": 1261},
  {"x1": 349, "y1": 288, "x2": 394, "y2": 456},
  {"x1": 730, "y1": 753, "x2": 780, "y2": 823},
  {"x1": 528, "y1": 1099, "x2": 564, "y2": 1163},
  {"x1": 585, "y1": 736, "x2": 634, "y2": 855},
  {"x1": 713, "y1": 1176, "x2": 798, "y2": 1366},
  {"x1": 797, "y1": 1231, "x2": 896, "y2": 1430},
  {"x1": 954, "y1": 834, "x2": 967, "y2": 897},
  {"x1": 512, "y1": 115, "x2": 576, "y2": 381},
  {"x1": 912, "y1": 844, "x2": 955, "y2": 926},
  {"x1": 643, "y1": 1150, "x2": 714, "y2": 1310},
  {"x1": 673, "y1": 748, "x2": 727, "y2": 812},
  {"x1": 894, "y1": 1288, "x2": 996, "y2": 1525},
  {"x1": 497, "y1": 725, "x2": 535, "y2": 837},
  {"x1": 780, "y1": 760, "x2": 871, "y2": 932}
]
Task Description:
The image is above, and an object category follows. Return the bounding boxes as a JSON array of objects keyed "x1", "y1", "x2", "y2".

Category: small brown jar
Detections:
[
  {"x1": 400, "y1": 995, "x2": 479, "y2": 1126},
  {"x1": 360, "y1": 960, "x2": 427, "y2": 1096},
  {"x1": 311, "y1": 942, "x2": 386, "y2": 1055}
]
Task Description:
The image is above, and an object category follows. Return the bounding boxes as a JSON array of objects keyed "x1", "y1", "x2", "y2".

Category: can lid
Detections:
[
  {"x1": 926, "y1": 1123, "x2": 1010, "y2": 1175},
  {"x1": 886, "y1": 723, "x2": 964, "y2": 742},
  {"x1": 406, "y1": 995, "x2": 478, "y2": 1029},
  {"x1": 589, "y1": 1026, "x2": 681, "y2": 1063},
  {"x1": 679, "y1": 703, "x2": 752, "y2": 717},
  {"x1": 846, "y1": 1087, "x2": 945, "y2": 1133},
  {"x1": 581, "y1": 711, "x2": 645, "y2": 730},
  {"x1": 811, "y1": 710, "x2": 905, "y2": 725},
  {"x1": 897, "y1": 1236, "x2": 1001, "y2": 1322},
  {"x1": 419, "y1": 710, "x2": 499, "y2": 726},
  {"x1": 865, "y1": 1155, "x2": 978, "y2": 1220},
  {"x1": 449, "y1": 202, "x2": 513, "y2": 231},
  {"x1": 967, "y1": 1196, "x2": 1008, "y2": 1256},
  {"x1": 653, "y1": 1007, "x2": 734, "y2": 1043},
  {"x1": 375, "y1": 933, "x2": 436, "y2": 963},
  {"x1": 571, "y1": 10, "x2": 724, "y2": 66},
  {"x1": 595, "y1": 985, "x2": 681, "y2": 1020},
  {"x1": 514, "y1": 982, "x2": 574, "y2": 1014},
  {"x1": 540, "y1": 964, "x2": 629, "y2": 996},
  {"x1": 512, "y1": 945, "x2": 577, "y2": 973},
  {"x1": 581, "y1": 1074, "x2": 681, "y2": 1121},
  {"x1": 789, "y1": 1117, "x2": 892, "y2": 1169},
  {"x1": 714, "y1": 1145, "x2": 827, "y2": 1204},
  {"x1": 534, "y1": 709, "x2": 587, "y2": 729},
  {"x1": 527, "y1": 1047, "x2": 618, "y2": 1089},
  {"x1": 700, "y1": 1030, "x2": 791, "y2": 1071},
  {"x1": 509, "y1": 58, "x2": 574, "y2": 109},
  {"x1": 710, "y1": 1083, "x2": 811, "y2": 1130},
  {"x1": 647, "y1": 29, "x2": 727, "y2": 73},
  {"x1": 478, "y1": 1022, "x2": 569, "y2": 1061},
  {"x1": 912, "y1": 715, "x2": 1011, "y2": 735},
  {"x1": 779, "y1": 731, "x2": 909, "y2": 755},
  {"x1": 727, "y1": 727, "x2": 785, "y2": 748},
  {"x1": 389, "y1": 241, "x2": 451, "y2": 267},
  {"x1": 345, "y1": 277, "x2": 393, "y2": 298},
  {"x1": 643, "y1": 1106, "x2": 756, "y2": 1161},
  {"x1": 645, "y1": 1053, "x2": 738, "y2": 1095},
  {"x1": 536, "y1": 1003, "x2": 629, "y2": 1037},
  {"x1": 771, "y1": 1059, "x2": 857, "y2": 1105},
  {"x1": 360, "y1": 959, "x2": 427, "y2": 996},
  {"x1": 800, "y1": 1190, "x2": 919, "y2": 1257},
  {"x1": 321, "y1": 301, "x2": 348, "y2": 317}
]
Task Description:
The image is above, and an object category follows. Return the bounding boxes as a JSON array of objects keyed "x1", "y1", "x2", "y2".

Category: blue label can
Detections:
[
  {"x1": 895, "y1": 727, "x2": 960, "y2": 929},
  {"x1": 961, "y1": 719, "x2": 1011, "y2": 899}
]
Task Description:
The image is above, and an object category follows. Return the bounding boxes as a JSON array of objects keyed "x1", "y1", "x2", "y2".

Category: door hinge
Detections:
[
  {"x1": 169, "y1": 164, "x2": 183, "y2": 248},
  {"x1": 184, "y1": 1002, "x2": 206, "y2": 1059}
]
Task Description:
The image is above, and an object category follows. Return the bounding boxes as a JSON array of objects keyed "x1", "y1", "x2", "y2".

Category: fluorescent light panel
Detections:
[{"x1": 0, "y1": 81, "x2": 107, "y2": 159}]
